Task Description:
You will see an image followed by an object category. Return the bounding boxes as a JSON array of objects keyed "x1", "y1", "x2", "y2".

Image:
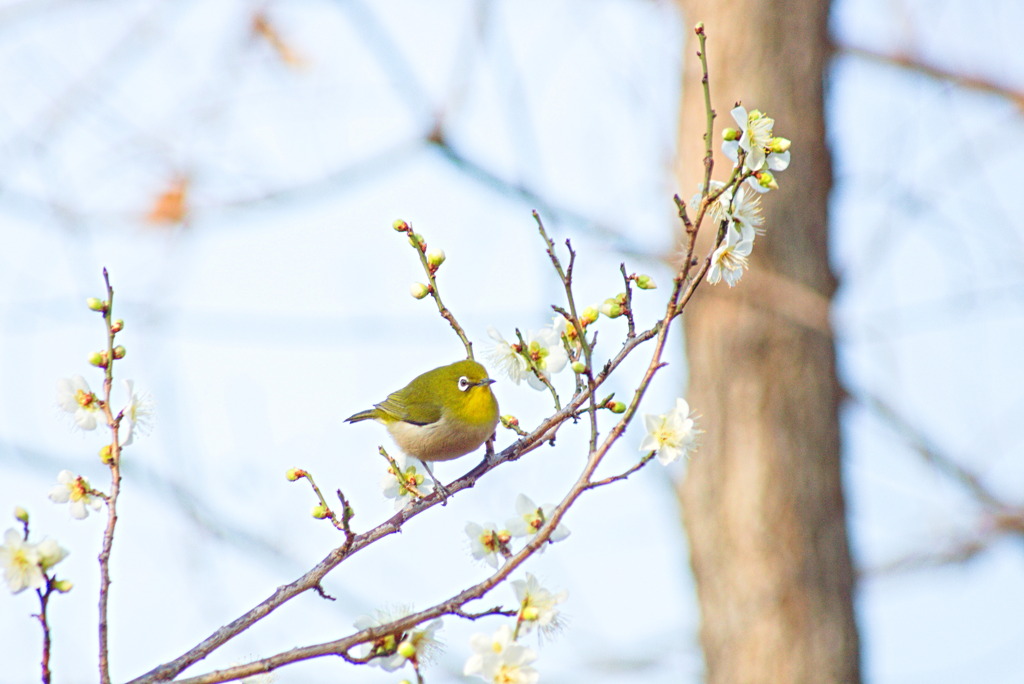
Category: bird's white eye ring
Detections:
[{"x1": 458, "y1": 376, "x2": 471, "y2": 392}]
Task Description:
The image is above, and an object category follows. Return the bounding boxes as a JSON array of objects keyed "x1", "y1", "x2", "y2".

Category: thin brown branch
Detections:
[
  {"x1": 449, "y1": 606, "x2": 518, "y2": 620},
  {"x1": 695, "y1": 23, "x2": 716, "y2": 196},
  {"x1": 35, "y1": 584, "x2": 53, "y2": 684},
  {"x1": 855, "y1": 391, "x2": 1007, "y2": 510},
  {"x1": 394, "y1": 221, "x2": 474, "y2": 359},
  {"x1": 98, "y1": 268, "x2": 122, "y2": 684},
  {"x1": 533, "y1": 213, "x2": 600, "y2": 450},
  {"x1": 586, "y1": 452, "x2": 657, "y2": 490},
  {"x1": 840, "y1": 43, "x2": 1024, "y2": 109},
  {"x1": 860, "y1": 535, "x2": 990, "y2": 576},
  {"x1": 855, "y1": 391, "x2": 1024, "y2": 575}
]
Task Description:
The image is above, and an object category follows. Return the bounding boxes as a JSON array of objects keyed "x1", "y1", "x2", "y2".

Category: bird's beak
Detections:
[{"x1": 478, "y1": 378, "x2": 496, "y2": 386}]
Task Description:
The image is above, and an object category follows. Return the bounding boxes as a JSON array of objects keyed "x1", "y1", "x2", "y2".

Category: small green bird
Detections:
[{"x1": 345, "y1": 359, "x2": 499, "y2": 492}]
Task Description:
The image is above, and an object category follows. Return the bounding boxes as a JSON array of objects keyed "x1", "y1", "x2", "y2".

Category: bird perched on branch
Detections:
[{"x1": 345, "y1": 359, "x2": 499, "y2": 496}]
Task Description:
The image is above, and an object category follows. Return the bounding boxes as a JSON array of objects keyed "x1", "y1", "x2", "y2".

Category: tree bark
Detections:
[{"x1": 673, "y1": 2, "x2": 862, "y2": 683}]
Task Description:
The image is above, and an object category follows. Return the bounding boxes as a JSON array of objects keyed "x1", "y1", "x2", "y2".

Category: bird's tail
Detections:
[{"x1": 344, "y1": 409, "x2": 378, "y2": 423}]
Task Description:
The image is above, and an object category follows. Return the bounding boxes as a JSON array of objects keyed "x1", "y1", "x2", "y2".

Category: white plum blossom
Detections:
[
  {"x1": 56, "y1": 375, "x2": 103, "y2": 430},
  {"x1": 395, "y1": 618, "x2": 443, "y2": 667},
  {"x1": 693, "y1": 180, "x2": 728, "y2": 226},
  {"x1": 119, "y1": 380, "x2": 154, "y2": 446},
  {"x1": 380, "y1": 454, "x2": 434, "y2": 509},
  {"x1": 35, "y1": 538, "x2": 69, "y2": 570},
  {"x1": 512, "y1": 573, "x2": 568, "y2": 637},
  {"x1": 486, "y1": 327, "x2": 530, "y2": 384},
  {"x1": 0, "y1": 529, "x2": 68, "y2": 594},
  {"x1": 521, "y1": 324, "x2": 569, "y2": 390},
  {"x1": 464, "y1": 624, "x2": 539, "y2": 684},
  {"x1": 692, "y1": 181, "x2": 764, "y2": 235},
  {"x1": 506, "y1": 494, "x2": 570, "y2": 543},
  {"x1": 0, "y1": 529, "x2": 43, "y2": 594},
  {"x1": 486, "y1": 327, "x2": 528, "y2": 379},
  {"x1": 486, "y1": 321, "x2": 568, "y2": 390},
  {"x1": 723, "y1": 105, "x2": 772, "y2": 172},
  {"x1": 724, "y1": 184, "x2": 764, "y2": 234},
  {"x1": 48, "y1": 470, "x2": 103, "y2": 519},
  {"x1": 722, "y1": 105, "x2": 791, "y2": 189},
  {"x1": 353, "y1": 608, "x2": 442, "y2": 672},
  {"x1": 708, "y1": 226, "x2": 755, "y2": 287},
  {"x1": 465, "y1": 521, "x2": 509, "y2": 568},
  {"x1": 640, "y1": 398, "x2": 700, "y2": 465}
]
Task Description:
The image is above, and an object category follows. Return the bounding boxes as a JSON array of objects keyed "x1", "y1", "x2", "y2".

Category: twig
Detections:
[
  {"x1": 856, "y1": 391, "x2": 1007, "y2": 510},
  {"x1": 288, "y1": 469, "x2": 358, "y2": 542},
  {"x1": 379, "y1": 446, "x2": 429, "y2": 500},
  {"x1": 840, "y1": 43, "x2": 1024, "y2": 109},
  {"x1": 449, "y1": 606, "x2": 518, "y2": 620},
  {"x1": 619, "y1": 264, "x2": 636, "y2": 338},
  {"x1": 394, "y1": 220, "x2": 474, "y2": 359},
  {"x1": 585, "y1": 452, "x2": 656, "y2": 490},
  {"x1": 533, "y1": 212, "x2": 600, "y2": 451},
  {"x1": 97, "y1": 268, "x2": 122, "y2": 684},
  {"x1": 514, "y1": 328, "x2": 562, "y2": 411},
  {"x1": 695, "y1": 23, "x2": 716, "y2": 198},
  {"x1": 34, "y1": 582, "x2": 53, "y2": 684}
]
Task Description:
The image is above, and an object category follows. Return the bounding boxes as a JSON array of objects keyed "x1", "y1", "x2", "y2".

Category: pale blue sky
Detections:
[{"x1": 1, "y1": 1, "x2": 1022, "y2": 683}]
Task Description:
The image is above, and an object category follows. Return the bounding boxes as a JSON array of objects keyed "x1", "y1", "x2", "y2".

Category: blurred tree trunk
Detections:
[{"x1": 673, "y1": 2, "x2": 861, "y2": 683}]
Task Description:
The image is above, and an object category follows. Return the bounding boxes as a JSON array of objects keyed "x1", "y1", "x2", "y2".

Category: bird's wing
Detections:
[{"x1": 375, "y1": 391, "x2": 443, "y2": 426}]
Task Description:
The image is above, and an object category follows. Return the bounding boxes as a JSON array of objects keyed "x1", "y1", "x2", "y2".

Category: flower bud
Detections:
[
  {"x1": 609, "y1": 401, "x2": 627, "y2": 414},
  {"x1": 599, "y1": 299, "x2": 622, "y2": 319},
  {"x1": 580, "y1": 306, "x2": 599, "y2": 326},
  {"x1": 88, "y1": 351, "x2": 107, "y2": 368},
  {"x1": 500, "y1": 414, "x2": 519, "y2": 429},
  {"x1": 756, "y1": 171, "x2": 778, "y2": 190},
  {"x1": 286, "y1": 468, "x2": 305, "y2": 482},
  {"x1": 13, "y1": 506, "x2": 29, "y2": 523},
  {"x1": 392, "y1": 219, "x2": 409, "y2": 232},
  {"x1": 311, "y1": 504, "x2": 329, "y2": 519},
  {"x1": 53, "y1": 579, "x2": 74, "y2": 593},
  {"x1": 110, "y1": 319, "x2": 124, "y2": 334},
  {"x1": 748, "y1": 109, "x2": 764, "y2": 122},
  {"x1": 408, "y1": 232, "x2": 426, "y2": 251},
  {"x1": 37, "y1": 540, "x2": 68, "y2": 569},
  {"x1": 769, "y1": 136, "x2": 791, "y2": 153},
  {"x1": 635, "y1": 274, "x2": 656, "y2": 290},
  {"x1": 409, "y1": 282, "x2": 430, "y2": 300},
  {"x1": 86, "y1": 298, "x2": 107, "y2": 313},
  {"x1": 99, "y1": 445, "x2": 115, "y2": 465},
  {"x1": 113, "y1": 345, "x2": 126, "y2": 359},
  {"x1": 426, "y1": 248, "x2": 446, "y2": 268},
  {"x1": 722, "y1": 127, "x2": 741, "y2": 142},
  {"x1": 521, "y1": 606, "x2": 540, "y2": 622},
  {"x1": 571, "y1": 361, "x2": 587, "y2": 374},
  {"x1": 397, "y1": 640, "x2": 417, "y2": 659}
]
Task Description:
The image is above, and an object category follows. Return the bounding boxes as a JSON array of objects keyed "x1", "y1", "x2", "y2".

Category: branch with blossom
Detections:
[
  {"x1": 132, "y1": 23, "x2": 793, "y2": 684},
  {"x1": 2, "y1": 22, "x2": 793, "y2": 684},
  {"x1": 0, "y1": 513, "x2": 71, "y2": 684},
  {"x1": 3, "y1": 268, "x2": 154, "y2": 684}
]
